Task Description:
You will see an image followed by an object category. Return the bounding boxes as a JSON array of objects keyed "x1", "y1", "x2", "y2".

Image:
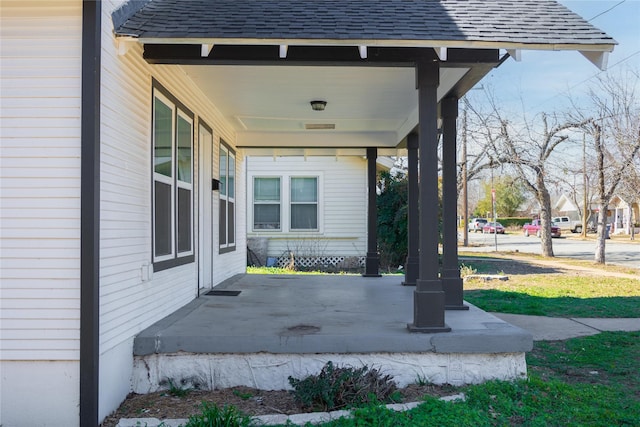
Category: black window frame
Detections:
[
  {"x1": 151, "y1": 80, "x2": 195, "y2": 271},
  {"x1": 219, "y1": 140, "x2": 236, "y2": 254}
]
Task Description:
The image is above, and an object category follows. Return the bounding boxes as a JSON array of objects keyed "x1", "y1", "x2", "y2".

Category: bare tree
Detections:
[
  {"x1": 466, "y1": 91, "x2": 580, "y2": 257},
  {"x1": 569, "y1": 68, "x2": 640, "y2": 262}
]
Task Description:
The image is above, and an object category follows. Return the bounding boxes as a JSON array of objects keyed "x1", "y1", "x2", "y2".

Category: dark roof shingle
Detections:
[{"x1": 113, "y1": 0, "x2": 615, "y2": 49}]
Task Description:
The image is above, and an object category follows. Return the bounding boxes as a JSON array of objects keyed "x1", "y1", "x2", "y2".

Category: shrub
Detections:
[{"x1": 288, "y1": 361, "x2": 399, "y2": 411}]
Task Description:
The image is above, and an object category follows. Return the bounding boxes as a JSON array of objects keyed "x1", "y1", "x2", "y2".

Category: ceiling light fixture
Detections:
[{"x1": 310, "y1": 100, "x2": 327, "y2": 111}]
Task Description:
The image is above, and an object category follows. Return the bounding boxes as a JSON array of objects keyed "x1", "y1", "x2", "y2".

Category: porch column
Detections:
[
  {"x1": 441, "y1": 97, "x2": 468, "y2": 310},
  {"x1": 402, "y1": 133, "x2": 419, "y2": 286},
  {"x1": 363, "y1": 147, "x2": 381, "y2": 277},
  {"x1": 408, "y1": 59, "x2": 450, "y2": 332}
]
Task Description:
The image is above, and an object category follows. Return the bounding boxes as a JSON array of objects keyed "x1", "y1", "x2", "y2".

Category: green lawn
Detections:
[
  {"x1": 462, "y1": 259, "x2": 640, "y2": 318},
  {"x1": 304, "y1": 331, "x2": 640, "y2": 427}
]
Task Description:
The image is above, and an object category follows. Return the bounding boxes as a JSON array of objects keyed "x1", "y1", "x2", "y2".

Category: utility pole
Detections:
[
  {"x1": 462, "y1": 106, "x2": 469, "y2": 247},
  {"x1": 582, "y1": 133, "x2": 588, "y2": 238}
]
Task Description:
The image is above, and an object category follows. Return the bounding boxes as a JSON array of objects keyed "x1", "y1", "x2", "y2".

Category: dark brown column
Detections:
[
  {"x1": 363, "y1": 147, "x2": 381, "y2": 277},
  {"x1": 408, "y1": 59, "x2": 450, "y2": 332},
  {"x1": 441, "y1": 97, "x2": 468, "y2": 310},
  {"x1": 402, "y1": 133, "x2": 419, "y2": 286}
]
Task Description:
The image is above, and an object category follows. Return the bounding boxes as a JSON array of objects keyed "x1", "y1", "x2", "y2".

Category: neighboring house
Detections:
[
  {"x1": 553, "y1": 193, "x2": 580, "y2": 218},
  {"x1": 0, "y1": 1, "x2": 615, "y2": 426},
  {"x1": 246, "y1": 155, "x2": 393, "y2": 269},
  {"x1": 609, "y1": 194, "x2": 640, "y2": 235}
]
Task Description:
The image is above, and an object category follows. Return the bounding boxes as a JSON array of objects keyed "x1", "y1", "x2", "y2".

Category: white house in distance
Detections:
[
  {"x1": 0, "y1": 1, "x2": 615, "y2": 426},
  {"x1": 246, "y1": 155, "x2": 394, "y2": 269}
]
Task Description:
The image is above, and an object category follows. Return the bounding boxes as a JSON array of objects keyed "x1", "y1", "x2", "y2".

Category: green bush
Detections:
[{"x1": 288, "y1": 361, "x2": 399, "y2": 411}]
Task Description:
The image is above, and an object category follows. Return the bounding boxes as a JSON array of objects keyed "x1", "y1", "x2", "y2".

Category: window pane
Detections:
[
  {"x1": 219, "y1": 149, "x2": 227, "y2": 196},
  {"x1": 254, "y1": 204, "x2": 280, "y2": 229},
  {"x1": 177, "y1": 115, "x2": 192, "y2": 183},
  {"x1": 154, "y1": 181, "x2": 172, "y2": 256},
  {"x1": 177, "y1": 187, "x2": 191, "y2": 253},
  {"x1": 219, "y1": 199, "x2": 227, "y2": 245},
  {"x1": 291, "y1": 204, "x2": 317, "y2": 229},
  {"x1": 154, "y1": 98, "x2": 173, "y2": 177},
  {"x1": 291, "y1": 177, "x2": 317, "y2": 202},
  {"x1": 228, "y1": 155, "x2": 235, "y2": 199},
  {"x1": 228, "y1": 202, "x2": 235, "y2": 244},
  {"x1": 254, "y1": 177, "x2": 280, "y2": 201}
]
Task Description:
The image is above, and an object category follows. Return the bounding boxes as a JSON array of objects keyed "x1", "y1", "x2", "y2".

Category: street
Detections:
[{"x1": 462, "y1": 230, "x2": 640, "y2": 270}]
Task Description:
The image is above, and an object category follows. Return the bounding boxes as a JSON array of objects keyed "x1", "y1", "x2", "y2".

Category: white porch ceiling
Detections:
[{"x1": 182, "y1": 65, "x2": 469, "y2": 149}]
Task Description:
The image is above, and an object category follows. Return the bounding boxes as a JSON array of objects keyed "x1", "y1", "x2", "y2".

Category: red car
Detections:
[
  {"x1": 522, "y1": 219, "x2": 561, "y2": 238},
  {"x1": 482, "y1": 222, "x2": 505, "y2": 234}
]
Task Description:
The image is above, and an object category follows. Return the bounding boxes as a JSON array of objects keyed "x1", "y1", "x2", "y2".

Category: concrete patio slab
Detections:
[{"x1": 132, "y1": 274, "x2": 532, "y2": 392}]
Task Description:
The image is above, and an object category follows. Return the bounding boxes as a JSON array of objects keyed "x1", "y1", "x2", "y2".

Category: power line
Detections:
[{"x1": 587, "y1": 0, "x2": 626, "y2": 22}]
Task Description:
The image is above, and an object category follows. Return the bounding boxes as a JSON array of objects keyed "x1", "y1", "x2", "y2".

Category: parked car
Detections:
[
  {"x1": 552, "y1": 216, "x2": 583, "y2": 233},
  {"x1": 468, "y1": 218, "x2": 488, "y2": 233},
  {"x1": 482, "y1": 222, "x2": 505, "y2": 234},
  {"x1": 523, "y1": 219, "x2": 561, "y2": 238}
]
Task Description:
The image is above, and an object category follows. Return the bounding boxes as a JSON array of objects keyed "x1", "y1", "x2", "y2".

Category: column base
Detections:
[
  {"x1": 401, "y1": 256, "x2": 419, "y2": 286},
  {"x1": 362, "y1": 252, "x2": 381, "y2": 277},
  {"x1": 441, "y1": 276, "x2": 468, "y2": 310},
  {"x1": 409, "y1": 288, "x2": 450, "y2": 333},
  {"x1": 407, "y1": 323, "x2": 451, "y2": 333}
]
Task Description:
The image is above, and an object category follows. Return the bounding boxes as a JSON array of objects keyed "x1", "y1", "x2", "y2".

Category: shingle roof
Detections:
[{"x1": 113, "y1": 0, "x2": 615, "y2": 50}]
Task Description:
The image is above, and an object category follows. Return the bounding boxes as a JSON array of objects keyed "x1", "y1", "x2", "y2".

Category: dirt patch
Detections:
[{"x1": 100, "y1": 384, "x2": 458, "y2": 426}]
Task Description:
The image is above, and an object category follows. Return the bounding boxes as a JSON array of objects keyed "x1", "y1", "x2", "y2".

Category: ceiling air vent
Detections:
[{"x1": 305, "y1": 123, "x2": 335, "y2": 130}]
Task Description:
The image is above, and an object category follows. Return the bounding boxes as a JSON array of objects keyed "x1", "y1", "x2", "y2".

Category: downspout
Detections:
[{"x1": 80, "y1": 1, "x2": 101, "y2": 425}]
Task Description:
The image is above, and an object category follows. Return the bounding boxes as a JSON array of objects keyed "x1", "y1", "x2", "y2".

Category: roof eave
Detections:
[{"x1": 117, "y1": 35, "x2": 616, "y2": 54}]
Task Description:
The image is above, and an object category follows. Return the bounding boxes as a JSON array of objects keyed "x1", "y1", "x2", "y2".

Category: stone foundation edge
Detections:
[{"x1": 132, "y1": 352, "x2": 527, "y2": 393}]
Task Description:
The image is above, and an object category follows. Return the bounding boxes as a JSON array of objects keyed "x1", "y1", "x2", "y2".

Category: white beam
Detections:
[
  {"x1": 580, "y1": 50, "x2": 609, "y2": 71},
  {"x1": 279, "y1": 45, "x2": 288, "y2": 58},
  {"x1": 201, "y1": 44, "x2": 214, "y2": 57},
  {"x1": 358, "y1": 45, "x2": 367, "y2": 59},
  {"x1": 506, "y1": 49, "x2": 522, "y2": 61},
  {"x1": 435, "y1": 47, "x2": 447, "y2": 61}
]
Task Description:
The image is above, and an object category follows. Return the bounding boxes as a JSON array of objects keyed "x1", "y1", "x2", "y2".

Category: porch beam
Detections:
[
  {"x1": 441, "y1": 96, "x2": 468, "y2": 310},
  {"x1": 363, "y1": 147, "x2": 381, "y2": 277},
  {"x1": 408, "y1": 59, "x2": 450, "y2": 333},
  {"x1": 141, "y1": 45, "x2": 501, "y2": 66},
  {"x1": 402, "y1": 133, "x2": 419, "y2": 286}
]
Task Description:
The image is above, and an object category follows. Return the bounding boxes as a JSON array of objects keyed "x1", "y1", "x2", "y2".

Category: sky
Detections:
[{"x1": 476, "y1": 0, "x2": 640, "y2": 115}]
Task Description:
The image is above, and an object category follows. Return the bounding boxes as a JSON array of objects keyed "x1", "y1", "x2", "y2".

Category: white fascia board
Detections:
[{"x1": 131, "y1": 36, "x2": 615, "y2": 54}]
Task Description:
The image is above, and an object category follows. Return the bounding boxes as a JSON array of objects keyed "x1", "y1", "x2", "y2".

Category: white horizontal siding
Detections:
[
  {"x1": 99, "y1": 0, "x2": 246, "y2": 355},
  {"x1": 247, "y1": 156, "x2": 367, "y2": 258},
  {"x1": 0, "y1": 1, "x2": 82, "y2": 361}
]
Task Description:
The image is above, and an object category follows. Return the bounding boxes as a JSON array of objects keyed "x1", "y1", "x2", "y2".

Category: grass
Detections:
[
  {"x1": 297, "y1": 331, "x2": 640, "y2": 426},
  {"x1": 461, "y1": 255, "x2": 640, "y2": 318}
]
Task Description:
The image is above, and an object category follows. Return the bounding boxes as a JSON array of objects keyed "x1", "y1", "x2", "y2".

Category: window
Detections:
[
  {"x1": 152, "y1": 83, "x2": 194, "y2": 269},
  {"x1": 219, "y1": 141, "x2": 235, "y2": 252},
  {"x1": 290, "y1": 177, "x2": 318, "y2": 230},
  {"x1": 253, "y1": 177, "x2": 281, "y2": 230}
]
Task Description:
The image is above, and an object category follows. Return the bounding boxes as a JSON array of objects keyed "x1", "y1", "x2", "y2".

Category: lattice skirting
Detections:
[{"x1": 276, "y1": 255, "x2": 365, "y2": 269}]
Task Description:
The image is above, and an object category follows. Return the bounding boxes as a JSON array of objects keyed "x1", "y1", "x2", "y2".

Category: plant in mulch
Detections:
[
  {"x1": 288, "y1": 361, "x2": 400, "y2": 412},
  {"x1": 184, "y1": 402, "x2": 252, "y2": 427}
]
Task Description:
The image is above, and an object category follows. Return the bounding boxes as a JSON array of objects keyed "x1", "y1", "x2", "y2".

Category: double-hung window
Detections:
[
  {"x1": 219, "y1": 142, "x2": 236, "y2": 252},
  {"x1": 253, "y1": 177, "x2": 281, "y2": 230},
  {"x1": 290, "y1": 177, "x2": 318, "y2": 230},
  {"x1": 152, "y1": 83, "x2": 194, "y2": 270}
]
